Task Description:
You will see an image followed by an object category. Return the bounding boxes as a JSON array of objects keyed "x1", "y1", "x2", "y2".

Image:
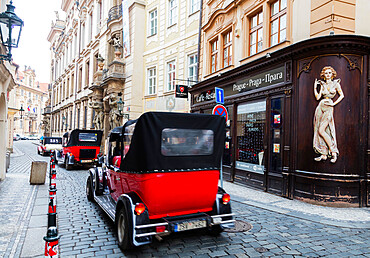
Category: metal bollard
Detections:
[
  {"x1": 44, "y1": 226, "x2": 60, "y2": 257},
  {"x1": 48, "y1": 189, "x2": 57, "y2": 228},
  {"x1": 49, "y1": 169, "x2": 56, "y2": 190}
]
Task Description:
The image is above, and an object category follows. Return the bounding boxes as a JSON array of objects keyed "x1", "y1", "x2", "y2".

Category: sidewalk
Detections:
[{"x1": 223, "y1": 181, "x2": 370, "y2": 229}]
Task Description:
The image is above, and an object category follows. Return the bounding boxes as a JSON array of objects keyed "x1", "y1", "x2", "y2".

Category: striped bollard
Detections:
[
  {"x1": 44, "y1": 226, "x2": 60, "y2": 257},
  {"x1": 48, "y1": 189, "x2": 57, "y2": 228}
]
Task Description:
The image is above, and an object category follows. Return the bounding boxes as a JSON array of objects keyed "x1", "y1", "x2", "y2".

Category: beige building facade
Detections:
[
  {"x1": 142, "y1": 0, "x2": 200, "y2": 112},
  {"x1": 8, "y1": 67, "x2": 48, "y2": 138}
]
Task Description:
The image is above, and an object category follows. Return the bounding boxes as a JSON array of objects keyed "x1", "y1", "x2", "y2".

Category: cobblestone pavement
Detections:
[{"x1": 1, "y1": 141, "x2": 370, "y2": 257}]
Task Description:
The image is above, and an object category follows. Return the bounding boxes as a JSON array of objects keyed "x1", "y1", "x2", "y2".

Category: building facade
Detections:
[
  {"x1": 8, "y1": 66, "x2": 48, "y2": 138},
  {"x1": 190, "y1": 0, "x2": 370, "y2": 207},
  {"x1": 47, "y1": 0, "x2": 200, "y2": 143},
  {"x1": 142, "y1": 0, "x2": 200, "y2": 113}
]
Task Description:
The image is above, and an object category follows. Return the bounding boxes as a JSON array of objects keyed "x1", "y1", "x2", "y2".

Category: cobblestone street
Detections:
[{"x1": 0, "y1": 140, "x2": 369, "y2": 257}]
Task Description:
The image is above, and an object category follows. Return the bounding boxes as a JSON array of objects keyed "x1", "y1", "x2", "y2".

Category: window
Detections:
[
  {"x1": 223, "y1": 31, "x2": 232, "y2": 68},
  {"x1": 270, "y1": 0, "x2": 287, "y2": 47},
  {"x1": 250, "y1": 11, "x2": 263, "y2": 55},
  {"x1": 78, "y1": 66, "x2": 82, "y2": 91},
  {"x1": 147, "y1": 67, "x2": 156, "y2": 95},
  {"x1": 210, "y1": 38, "x2": 218, "y2": 73},
  {"x1": 77, "y1": 108, "x2": 80, "y2": 128},
  {"x1": 236, "y1": 101, "x2": 266, "y2": 174},
  {"x1": 79, "y1": 132, "x2": 97, "y2": 142},
  {"x1": 161, "y1": 129, "x2": 214, "y2": 156},
  {"x1": 167, "y1": 61, "x2": 176, "y2": 91},
  {"x1": 149, "y1": 9, "x2": 157, "y2": 36},
  {"x1": 85, "y1": 60, "x2": 90, "y2": 88},
  {"x1": 188, "y1": 54, "x2": 197, "y2": 83},
  {"x1": 91, "y1": 109, "x2": 95, "y2": 129},
  {"x1": 168, "y1": 0, "x2": 177, "y2": 26},
  {"x1": 190, "y1": 0, "x2": 200, "y2": 14},
  {"x1": 83, "y1": 105, "x2": 87, "y2": 129}
]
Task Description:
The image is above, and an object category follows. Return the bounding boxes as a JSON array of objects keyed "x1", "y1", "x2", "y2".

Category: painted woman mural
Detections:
[{"x1": 313, "y1": 66, "x2": 344, "y2": 163}]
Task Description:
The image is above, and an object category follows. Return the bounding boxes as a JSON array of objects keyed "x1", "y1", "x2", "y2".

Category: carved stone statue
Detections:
[
  {"x1": 103, "y1": 93, "x2": 122, "y2": 129},
  {"x1": 313, "y1": 66, "x2": 344, "y2": 163},
  {"x1": 89, "y1": 100, "x2": 104, "y2": 130}
]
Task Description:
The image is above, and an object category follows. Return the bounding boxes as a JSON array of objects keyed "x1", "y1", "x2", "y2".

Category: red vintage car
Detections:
[
  {"x1": 86, "y1": 112, "x2": 234, "y2": 250},
  {"x1": 56, "y1": 129, "x2": 103, "y2": 170}
]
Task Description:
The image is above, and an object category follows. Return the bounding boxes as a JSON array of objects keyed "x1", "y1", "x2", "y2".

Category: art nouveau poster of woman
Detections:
[{"x1": 313, "y1": 66, "x2": 344, "y2": 163}]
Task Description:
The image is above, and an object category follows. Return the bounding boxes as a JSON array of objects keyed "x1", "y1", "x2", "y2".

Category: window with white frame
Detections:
[
  {"x1": 167, "y1": 61, "x2": 176, "y2": 91},
  {"x1": 147, "y1": 67, "x2": 156, "y2": 95},
  {"x1": 189, "y1": 0, "x2": 200, "y2": 14},
  {"x1": 270, "y1": 0, "x2": 287, "y2": 47},
  {"x1": 168, "y1": 0, "x2": 177, "y2": 26},
  {"x1": 149, "y1": 9, "x2": 157, "y2": 36},
  {"x1": 188, "y1": 54, "x2": 197, "y2": 83}
]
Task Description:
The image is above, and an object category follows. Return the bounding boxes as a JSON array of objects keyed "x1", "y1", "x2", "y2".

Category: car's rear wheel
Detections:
[
  {"x1": 65, "y1": 157, "x2": 72, "y2": 170},
  {"x1": 208, "y1": 224, "x2": 224, "y2": 236},
  {"x1": 117, "y1": 207, "x2": 132, "y2": 251},
  {"x1": 86, "y1": 177, "x2": 94, "y2": 202}
]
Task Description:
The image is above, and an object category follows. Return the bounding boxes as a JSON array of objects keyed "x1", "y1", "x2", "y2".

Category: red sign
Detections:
[{"x1": 212, "y1": 104, "x2": 228, "y2": 121}]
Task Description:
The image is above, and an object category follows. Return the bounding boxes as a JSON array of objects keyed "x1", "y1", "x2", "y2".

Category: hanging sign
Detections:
[{"x1": 175, "y1": 85, "x2": 188, "y2": 98}]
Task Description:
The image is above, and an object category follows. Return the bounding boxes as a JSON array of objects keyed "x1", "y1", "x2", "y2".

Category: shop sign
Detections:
[
  {"x1": 225, "y1": 66, "x2": 285, "y2": 96},
  {"x1": 193, "y1": 89, "x2": 215, "y2": 103},
  {"x1": 175, "y1": 85, "x2": 188, "y2": 98}
]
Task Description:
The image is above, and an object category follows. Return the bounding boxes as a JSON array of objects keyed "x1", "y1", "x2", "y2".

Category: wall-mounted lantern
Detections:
[{"x1": 0, "y1": 1, "x2": 24, "y2": 61}]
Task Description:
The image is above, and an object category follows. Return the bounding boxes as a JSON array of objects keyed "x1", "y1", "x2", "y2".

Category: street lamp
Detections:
[
  {"x1": 19, "y1": 105, "x2": 24, "y2": 119},
  {"x1": 0, "y1": 1, "x2": 24, "y2": 61}
]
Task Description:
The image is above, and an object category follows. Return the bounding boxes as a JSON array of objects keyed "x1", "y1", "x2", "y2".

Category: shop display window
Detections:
[{"x1": 236, "y1": 101, "x2": 266, "y2": 174}]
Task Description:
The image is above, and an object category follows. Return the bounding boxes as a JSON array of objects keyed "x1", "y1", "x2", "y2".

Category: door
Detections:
[{"x1": 267, "y1": 96, "x2": 284, "y2": 194}]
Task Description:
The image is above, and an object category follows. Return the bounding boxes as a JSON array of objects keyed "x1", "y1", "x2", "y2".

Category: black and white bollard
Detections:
[
  {"x1": 48, "y1": 189, "x2": 57, "y2": 228},
  {"x1": 44, "y1": 226, "x2": 60, "y2": 257}
]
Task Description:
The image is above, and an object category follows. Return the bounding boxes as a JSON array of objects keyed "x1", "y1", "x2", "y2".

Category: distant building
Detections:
[{"x1": 8, "y1": 66, "x2": 48, "y2": 138}]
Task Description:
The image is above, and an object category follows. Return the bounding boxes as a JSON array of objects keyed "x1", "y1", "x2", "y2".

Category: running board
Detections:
[{"x1": 94, "y1": 195, "x2": 116, "y2": 221}]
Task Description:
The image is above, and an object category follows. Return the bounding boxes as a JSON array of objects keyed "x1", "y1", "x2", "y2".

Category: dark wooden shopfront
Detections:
[{"x1": 190, "y1": 35, "x2": 370, "y2": 207}]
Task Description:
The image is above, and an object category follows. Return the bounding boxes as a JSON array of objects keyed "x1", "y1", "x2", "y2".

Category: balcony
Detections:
[{"x1": 108, "y1": 5, "x2": 122, "y2": 23}]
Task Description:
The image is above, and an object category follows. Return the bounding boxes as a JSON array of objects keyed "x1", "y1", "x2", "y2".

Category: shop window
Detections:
[
  {"x1": 236, "y1": 101, "x2": 266, "y2": 174},
  {"x1": 210, "y1": 38, "x2": 218, "y2": 73},
  {"x1": 223, "y1": 30, "x2": 232, "y2": 68},
  {"x1": 250, "y1": 11, "x2": 263, "y2": 55},
  {"x1": 270, "y1": 0, "x2": 287, "y2": 47}
]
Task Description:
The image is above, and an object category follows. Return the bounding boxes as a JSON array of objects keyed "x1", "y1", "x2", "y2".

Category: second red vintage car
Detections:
[
  {"x1": 56, "y1": 129, "x2": 103, "y2": 170},
  {"x1": 86, "y1": 112, "x2": 234, "y2": 250}
]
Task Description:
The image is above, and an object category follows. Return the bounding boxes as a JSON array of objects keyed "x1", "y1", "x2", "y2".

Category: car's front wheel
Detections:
[{"x1": 117, "y1": 207, "x2": 132, "y2": 251}]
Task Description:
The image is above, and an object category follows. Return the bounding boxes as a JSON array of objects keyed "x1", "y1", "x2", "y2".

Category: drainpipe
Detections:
[{"x1": 196, "y1": 0, "x2": 204, "y2": 84}]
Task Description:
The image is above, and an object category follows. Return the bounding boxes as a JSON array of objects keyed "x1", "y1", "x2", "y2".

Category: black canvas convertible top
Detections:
[
  {"x1": 119, "y1": 112, "x2": 225, "y2": 173},
  {"x1": 63, "y1": 129, "x2": 103, "y2": 147}
]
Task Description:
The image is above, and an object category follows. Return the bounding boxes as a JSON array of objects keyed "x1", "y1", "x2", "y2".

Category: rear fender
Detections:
[
  {"x1": 211, "y1": 187, "x2": 232, "y2": 219},
  {"x1": 116, "y1": 193, "x2": 151, "y2": 247},
  {"x1": 92, "y1": 167, "x2": 104, "y2": 195}
]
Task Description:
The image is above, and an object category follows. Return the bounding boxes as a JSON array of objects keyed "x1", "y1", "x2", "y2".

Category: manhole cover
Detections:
[
  {"x1": 255, "y1": 247, "x2": 268, "y2": 253},
  {"x1": 224, "y1": 220, "x2": 252, "y2": 233}
]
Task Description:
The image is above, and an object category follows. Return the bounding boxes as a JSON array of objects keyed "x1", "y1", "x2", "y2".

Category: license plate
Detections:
[
  {"x1": 81, "y1": 159, "x2": 93, "y2": 163},
  {"x1": 174, "y1": 219, "x2": 207, "y2": 232}
]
